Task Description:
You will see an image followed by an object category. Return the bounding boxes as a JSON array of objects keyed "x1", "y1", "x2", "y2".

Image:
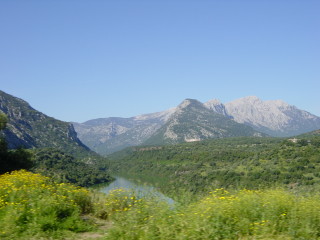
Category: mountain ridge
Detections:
[
  {"x1": 0, "y1": 90, "x2": 92, "y2": 158},
  {"x1": 143, "y1": 98, "x2": 264, "y2": 146},
  {"x1": 2, "y1": 90, "x2": 318, "y2": 156},
  {"x1": 224, "y1": 96, "x2": 320, "y2": 137},
  {"x1": 74, "y1": 96, "x2": 320, "y2": 155}
]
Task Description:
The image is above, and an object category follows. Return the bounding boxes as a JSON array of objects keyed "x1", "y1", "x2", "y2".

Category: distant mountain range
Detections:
[
  {"x1": 73, "y1": 96, "x2": 320, "y2": 155},
  {"x1": 1, "y1": 90, "x2": 319, "y2": 156},
  {"x1": 72, "y1": 109, "x2": 175, "y2": 154},
  {"x1": 144, "y1": 99, "x2": 264, "y2": 145},
  {"x1": 0, "y1": 90, "x2": 91, "y2": 157},
  {"x1": 223, "y1": 96, "x2": 320, "y2": 137}
]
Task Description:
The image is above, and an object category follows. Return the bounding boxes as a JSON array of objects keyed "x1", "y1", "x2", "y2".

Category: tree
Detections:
[
  {"x1": 0, "y1": 112, "x2": 33, "y2": 174},
  {"x1": 0, "y1": 112, "x2": 7, "y2": 130}
]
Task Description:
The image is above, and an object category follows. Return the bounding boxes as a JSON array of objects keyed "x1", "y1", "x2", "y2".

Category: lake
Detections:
[{"x1": 98, "y1": 176, "x2": 174, "y2": 205}]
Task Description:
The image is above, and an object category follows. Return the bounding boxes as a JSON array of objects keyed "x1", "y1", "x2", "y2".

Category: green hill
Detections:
[{"x1": 108, "y1": 136, "x2": 320, "y2": 196}]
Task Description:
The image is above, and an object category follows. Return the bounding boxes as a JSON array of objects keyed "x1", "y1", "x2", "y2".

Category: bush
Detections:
[
  {"x1": 104, "y1": 188, "x2": 320, "y2": 240},
  {"x1": 0, "y1": 170, "x2": 93, "y2": 239}
]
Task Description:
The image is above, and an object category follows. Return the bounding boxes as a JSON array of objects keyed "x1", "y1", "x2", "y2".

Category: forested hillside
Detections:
[
  {"x1": 32, "y1": 148, "x2": 113, "y2": 187},
  {"x1": 108, "y1": 136, "x2": 320, "y2": 196}
]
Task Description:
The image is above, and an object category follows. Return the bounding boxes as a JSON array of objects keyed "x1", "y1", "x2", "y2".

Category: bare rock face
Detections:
[
  {"x1": 0, "y1": 90, "x2": 91, "y2": 157},
  {"x1": 73, "y1": 108, "x2": 176, "y2": 155},
  {"x1": 73, "y1": 96, "x2": 320, "y2": 155},
  {"x1": 143, "y1": 99, "x2": 264, "y2": 146},
  {"x1": 204, "y1": 99, "x2": 230, "y2": 117},
  {"x1": 224, "y1": 96, "x2": 320, "y2": 137}
]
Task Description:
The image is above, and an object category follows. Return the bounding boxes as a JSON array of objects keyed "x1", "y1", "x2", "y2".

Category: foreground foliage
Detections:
[
  {"x1": 0, "y1": 170, "x2": 93, "y2": 239},
  {"x1": 104, "y1": 188, "x2": 320, "y2": 240},
  {"x1": 2, "y1": 170, "x2": 320, "y2": 239},
  {"x1": 0, "y1": 139, "x2": 33, "y2": 175}
]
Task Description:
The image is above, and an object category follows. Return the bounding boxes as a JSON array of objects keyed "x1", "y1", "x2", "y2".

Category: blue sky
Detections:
[{"x1": 1, "y1": 1, "x2": 319, "y2": 122}]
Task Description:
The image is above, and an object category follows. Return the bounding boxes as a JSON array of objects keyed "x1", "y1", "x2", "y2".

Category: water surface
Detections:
[{"x1": 99, "y1": 176, "x2": 174, "y2": 204}]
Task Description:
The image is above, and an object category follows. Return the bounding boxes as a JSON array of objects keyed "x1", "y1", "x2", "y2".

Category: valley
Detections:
[
  {"x1": 1, "y1": 0, "x2": 318, "y2": 238},
  {"x1": 107, "y1": 135, "x2": 320, "y2": 198},
  {"x1": 1, "y1": 90, "x2": 320, "y2": 239}
]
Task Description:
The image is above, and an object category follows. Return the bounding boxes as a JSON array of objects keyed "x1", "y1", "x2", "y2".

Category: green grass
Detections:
[
  {"x1": 0, "y1": 170, "x2": 93, "y2": 239},
  {"x1": 2, "y1": 170, "x2": 320, "y2": 239},
  {"x1": 103, "y1": 188, "x2": 320, "y2": 240}
]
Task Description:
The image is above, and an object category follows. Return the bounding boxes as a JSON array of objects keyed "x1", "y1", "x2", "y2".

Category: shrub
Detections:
[{"x1": 0, "y1": 170, "x2": 93, "y2": 239}]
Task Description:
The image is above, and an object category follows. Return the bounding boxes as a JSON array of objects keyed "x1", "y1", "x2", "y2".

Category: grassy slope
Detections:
[{"x1": 2, "y1": 170, "x2": 320, "y2": 239}]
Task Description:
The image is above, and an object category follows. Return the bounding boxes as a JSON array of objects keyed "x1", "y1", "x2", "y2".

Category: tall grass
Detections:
[
  {"x1": 2, "y1": 170, "x2": 320, "y2": 239},
  {"x1": 0, "y1": 170, "x2": 93, "y2": 239},
  {"x1": 103, "y1": 188, "x2": 320, "y2": 240}
]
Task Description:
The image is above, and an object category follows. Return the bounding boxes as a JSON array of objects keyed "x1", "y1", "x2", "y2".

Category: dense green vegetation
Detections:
[
  {"x1": 0, "y1": 113, "x2": 6, "y2": 130},
  {"x1": 0, "y1": 112, "x2": 113, "y2": 187},
  {"x1": 0, "y1": 140, "x2": 33, "y2": 175},
  {"x1": 32, "y1": 148, "x2": 113, "y2": 187},
  {"x1": 0, "y1": 113, "x2": 33, "y2": 174},
  {"x1": 108, "y1": 136, "x2": 320, "y2": 197},
  {"x1": 0, "y1": 141, "x2": 113, "y2": 187},
  {"x1": 0, "y1": 143, "x2": 113, "y2": 187},
  {"x1": 2, "y1": 170, "x2": 320, "y2": 239},
  {"x1": 3, "y1": 105, "x2": 320, "y2": 239},
  {"x1": 0, "y1": 170, "x2": 94, "y2": 239},
  {"x1": 105, "y1": 188, "x2": 320, "y2": 240}
]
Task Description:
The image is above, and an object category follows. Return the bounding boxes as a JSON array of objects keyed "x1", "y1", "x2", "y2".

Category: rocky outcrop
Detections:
[
  {"x1": 73, "y1": 96, "x2": 320, "y2": 154},
  {"x1": 204, "y1": 99, "x2": 231, "y2": 117},
  {"x1": 0, "y1": 90, "x2": 91, "y2": 157},
  {"x1": 224, "y1": 96, "x2": 320, "y2": 137},
  {"x1": 72, "y1": 108, "x2": 176, "y2": 155},
  {"x1": 144, "y1": 99, "x2": 264, "y2": 145}
]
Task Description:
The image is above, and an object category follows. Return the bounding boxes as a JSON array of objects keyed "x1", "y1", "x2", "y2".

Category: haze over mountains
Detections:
[
  {"x1": 144, "y1": 99, "x2": 264, "y2": 146},
  {"x1": 1, "y1": 90, "x2": 320, "y2": 156},
  {"x1": 224, "y1": 96, "x2": 320, "y2": 137},
  {"x1": 73, "y1": 96, "x2": 320, "y2": 155}
]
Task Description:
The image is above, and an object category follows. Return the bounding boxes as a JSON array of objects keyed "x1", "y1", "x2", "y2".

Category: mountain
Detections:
[
  {"x1": 144, "y1": 99, "x2": 264, "y2": 145},
  {"x1": 224, "y1": 96, "x2": 320, "y2": 137},
  {"x1": 73, "y1": 108, "x2": 176, "y2": 155},
  {"x1": 74, "y1": 96, "x2": 320, "y2": 155},
  {"x1": 0, "y1": 90, "x2": 91, "y2": 157},
  {"x1": 297, "y1": 129, "x2": 320, "y2": 138},
  {"x1": 203, "y1": 99, "x2": 231, "y2": 117}
]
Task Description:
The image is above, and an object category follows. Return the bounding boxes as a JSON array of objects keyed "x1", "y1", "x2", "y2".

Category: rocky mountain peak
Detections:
[
  {"x1": 225, "y1": 96, "x2": 320, "y2": 137},
  {"x1": 133, "y1": 107, "x2": 176, "y2": 122},
  {"x1": 144, "y1": 96, "x2": 264, "y2": 146},
  {"x1": 204, "y1": 99, "x2": 230, "y2": 117},
  {"x1": 266, "y1": 99, "x2": 291, "y2": 109},
  {"x1": 204, "y1": 98, "x2": 221, "y2": 105},
  {"x1": 235, "y1": 96, "x2": 261, "y2": 104},
  {"x1": 177, "y1": 99, "x2": 203, "y2": 109}
]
